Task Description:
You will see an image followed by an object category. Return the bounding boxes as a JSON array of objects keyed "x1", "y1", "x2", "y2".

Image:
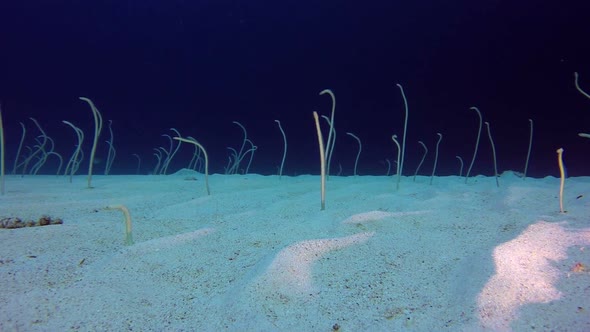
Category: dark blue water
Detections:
[{"x1": 1, "y1": 1, "x2": 589, "y2": 177}]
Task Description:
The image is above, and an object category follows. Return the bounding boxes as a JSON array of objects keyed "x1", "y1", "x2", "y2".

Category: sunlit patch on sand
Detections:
[
  {"x1": 477, "y1": 221, "x2": 590, "y2": 330},
  {"x1": 256, "y1": 232, "x2": 374, "y2": 296},
  {"x1": 341, "y1": 210, "x2": 429, "y2": 224},
  {"x1": 126, "y1": 228, "x2": 215, "y2": 255}
]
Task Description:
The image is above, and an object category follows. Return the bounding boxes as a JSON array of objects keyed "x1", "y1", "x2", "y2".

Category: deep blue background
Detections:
[{"x1": 1, "y1": 0, "x2": 589, "y2": 177}]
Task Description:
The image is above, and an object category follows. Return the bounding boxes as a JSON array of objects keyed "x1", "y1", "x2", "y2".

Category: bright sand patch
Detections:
[
  {"x1": 256, "y1": 232, "x2": 375, "y2": 296},
  {"x1": 477, "y1": 221, "x2": 590, "y2": 330},
  {"x1": 341, "y1": 210, "x2": 430, "y2": 224}
]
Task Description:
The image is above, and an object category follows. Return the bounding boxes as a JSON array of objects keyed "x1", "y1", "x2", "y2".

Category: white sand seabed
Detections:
[{"x1": 0, "y1": 170, "x2": 589, "y2": 331}]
